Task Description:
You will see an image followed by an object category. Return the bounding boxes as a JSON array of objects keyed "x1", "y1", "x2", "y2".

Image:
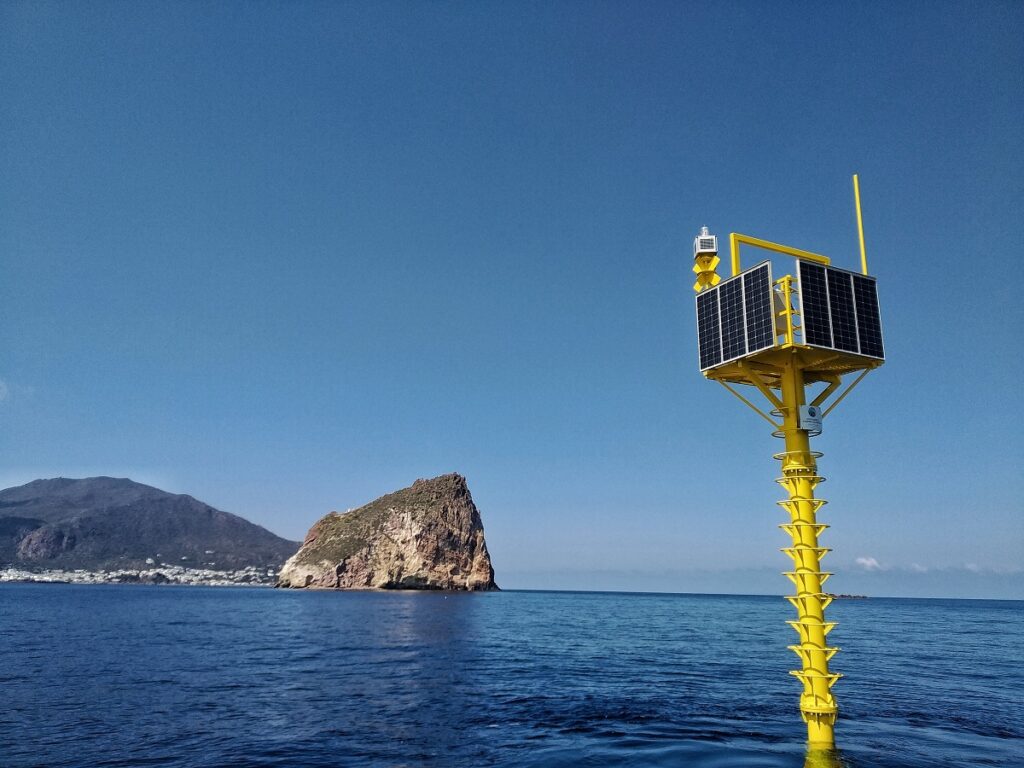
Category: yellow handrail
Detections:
[{"x1": 730, "y1": 233, "x2": 831, "y2": 276}]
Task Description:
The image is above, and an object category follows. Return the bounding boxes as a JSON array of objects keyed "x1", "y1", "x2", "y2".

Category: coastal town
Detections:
[{"x1": 0, "y1": 564, "x2": 278, "y2": 587}]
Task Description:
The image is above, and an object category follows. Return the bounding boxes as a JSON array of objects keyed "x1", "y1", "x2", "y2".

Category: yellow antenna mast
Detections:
[{"x1": 853, "y1": 174, "x2": 868, "y2": 275}]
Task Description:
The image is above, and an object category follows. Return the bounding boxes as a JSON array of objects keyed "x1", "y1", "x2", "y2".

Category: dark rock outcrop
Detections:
[
  {"x1": 277, "y1": 473, "x2": 497, "y2": 591},
  {"x1": 0, "y1": 477, "x2": 298, "y2": 571}
]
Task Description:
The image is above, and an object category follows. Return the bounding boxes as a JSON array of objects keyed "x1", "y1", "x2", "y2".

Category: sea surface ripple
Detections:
[{"x1": 1, "y1": 586, "x2": 1021, "y2": 767}]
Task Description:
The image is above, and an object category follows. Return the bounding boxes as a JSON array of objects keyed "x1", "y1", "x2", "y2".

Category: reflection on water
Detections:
[
  {"x1": 364, "y1": 591, "x2": 482, "y2": 761},
  {"x1": 272, "y1": 588, "x2": 486, "y2": 763},
  {"x1": 804, "y1": 748, "x2": 846, "y2": 768}
]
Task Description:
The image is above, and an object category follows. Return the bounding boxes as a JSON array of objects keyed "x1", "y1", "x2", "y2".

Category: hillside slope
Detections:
[{"x1": 0, "y1": 477, "x2": 298, "y2": 570}]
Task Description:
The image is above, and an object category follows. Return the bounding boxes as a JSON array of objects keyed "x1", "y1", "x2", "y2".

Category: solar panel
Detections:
[
  {"x1": 799, "y1": 262, "x2": 832, "y2": 348},
  {"x1": 852, "y1": 274, "x2": 884, "y2": 358},
  {"x1": 719, "y1": 278, "x2": 746, "y2": 361},
  {"x1": 695, "y1": 261, "x2": 775, "y2": 371},
  {"x1": 743, "y1": 263, "x2": 775, "y2": 353},
  {"x1": 797, "y1": 260, "x2": 884, "y2": 360},
  {"x1": 827, "y1": 269, "x2": 859, "y2": 353},
  {"x1": 696, "y1": 291, "x2": 722, "y2": 369}
]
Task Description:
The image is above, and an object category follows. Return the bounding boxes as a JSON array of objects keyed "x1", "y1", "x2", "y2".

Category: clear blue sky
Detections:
[{"x1": 2, "y1": 1, "x2": 1021, "y2": 598}]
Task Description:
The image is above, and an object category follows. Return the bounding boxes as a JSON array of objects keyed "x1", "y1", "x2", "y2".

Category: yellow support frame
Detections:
[{"x1": 691, "y1": 177, "x2": 882, "y2": 757}]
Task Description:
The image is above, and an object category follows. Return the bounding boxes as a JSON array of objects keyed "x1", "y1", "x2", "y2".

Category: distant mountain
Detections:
[{"x1": 0, "y1": 477, "x2": 299, "y2": 571}]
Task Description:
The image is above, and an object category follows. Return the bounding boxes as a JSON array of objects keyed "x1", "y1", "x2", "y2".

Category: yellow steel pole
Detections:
[{"x1": 776, "y1": 357, "x2": 840, "y2": 748}]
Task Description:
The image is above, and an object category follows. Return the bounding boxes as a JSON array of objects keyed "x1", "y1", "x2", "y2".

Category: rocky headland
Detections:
[{"x1": 277, "y1": 473, "x2": 498, "y2": 591}]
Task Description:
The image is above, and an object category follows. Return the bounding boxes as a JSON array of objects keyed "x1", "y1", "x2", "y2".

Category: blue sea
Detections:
[{"x1": 1, "y1": 586, "x2": 1021, "y2": 768}]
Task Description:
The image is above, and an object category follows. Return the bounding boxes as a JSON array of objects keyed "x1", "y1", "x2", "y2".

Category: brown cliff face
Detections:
[{"x1": 276, "y1": 474, "x2": 498, "y2": 591}]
